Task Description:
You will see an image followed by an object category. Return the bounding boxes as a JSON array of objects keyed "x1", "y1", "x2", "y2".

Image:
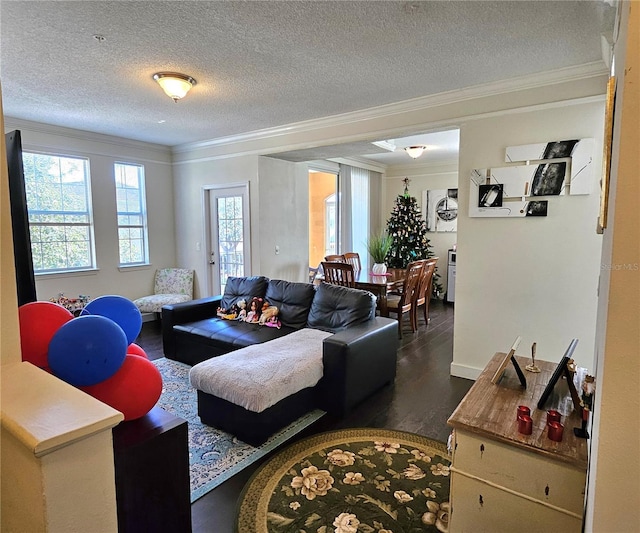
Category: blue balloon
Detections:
[
  {"x1": 48, "y1": 315, "x2": 128, "y2": 386},
  {"x1": 81, "y1": 295, "x2": 142, "y2": 345}
]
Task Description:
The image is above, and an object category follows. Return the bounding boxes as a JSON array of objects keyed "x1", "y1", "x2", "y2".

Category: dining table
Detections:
[{"x1": 353, "y1": 267, "x2": 405, "y2": 317}]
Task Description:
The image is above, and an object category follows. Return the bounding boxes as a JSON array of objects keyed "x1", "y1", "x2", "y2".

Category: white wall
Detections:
[
  {"x1": 172, "y1": 154, "x2": 309, "y2": 298},
  {"x1": 453, "y1": 101, "x2": 604, "y2": 377},
  {"x1": 172, "y1": 155, "x2": 259, "y2": 297},
  {"x1": 384, "y1": 161, "x2": 458, "y2": 296},
  {"x1": 4, "y1": 119, "x2": 175, "y2": 302},
  {"x1": 257, "y1": 157, "x2": 309, "y2": 282}
]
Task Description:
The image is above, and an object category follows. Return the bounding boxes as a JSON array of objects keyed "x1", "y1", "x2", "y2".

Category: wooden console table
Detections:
[
  {"x1": 447, "y1": 353, "x2": 588, "y2": 532},
  {"x1": 112, "y1": 406, "x2": 192, "y2": 533}
]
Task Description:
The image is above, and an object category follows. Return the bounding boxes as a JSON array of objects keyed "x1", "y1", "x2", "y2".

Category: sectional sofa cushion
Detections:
[
  {"x1": 189, "y1": 328, "x2": 333, "y2": 413},
  {"x1": 220, "y1": 276, "x2": 269, "y2": 311},
  {"x1": 307, "y1": 282, "x2": 376, "y2": 332},
  {"x1": 174, "y1": 317, "x2": 296, "y2": 351},
  {"x1": 264, "y1": 279, "x2": 316, "y2": 329}
]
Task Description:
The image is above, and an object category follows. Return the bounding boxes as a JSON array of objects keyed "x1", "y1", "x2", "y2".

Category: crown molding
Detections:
[
  {"x1": 173, "y1": 61, "x2": 607, "y2": 156},
  {"x1": 4, "y1": 117, "x2": 171, "y2": 159},
  {"x1": 307, "y1": 160, "x2": 341, "y2": 173},
  {"x1": 329, "y1": 157, "x2": 388, "y2": 174}
]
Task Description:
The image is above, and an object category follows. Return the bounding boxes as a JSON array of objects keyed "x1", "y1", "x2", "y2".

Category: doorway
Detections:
[
  {"x1": 308, "y1": 170, "x2": 338, "y2": 270},
  {"x1": 204, "y1": 184, "x2": 250, "y2": 295}
]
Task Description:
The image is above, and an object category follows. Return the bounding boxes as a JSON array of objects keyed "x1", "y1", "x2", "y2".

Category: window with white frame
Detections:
[
  {"x1": 22, "y1": 152, "x2": 96, "y2": 273},
  {"x1": 325, "y1": 193, "x2": 337, "y2": 256},
  {"x1": 114, "y1": 162, "x2": 149, "y2": 266}
]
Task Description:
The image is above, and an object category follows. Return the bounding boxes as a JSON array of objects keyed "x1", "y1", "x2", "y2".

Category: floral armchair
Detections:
[{"x1": 133, "y1": 268, "x2": 194, "y2": 314}]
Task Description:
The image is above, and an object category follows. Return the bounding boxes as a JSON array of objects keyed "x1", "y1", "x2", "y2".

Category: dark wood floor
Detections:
[{"x1": 135, "y1": 301, "x2": 472, "y2": 533}]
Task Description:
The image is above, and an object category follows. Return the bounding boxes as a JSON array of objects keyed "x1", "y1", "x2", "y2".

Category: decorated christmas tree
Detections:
[{"x1": 386, "y1": 179, "x2": 443, "y2": 297}]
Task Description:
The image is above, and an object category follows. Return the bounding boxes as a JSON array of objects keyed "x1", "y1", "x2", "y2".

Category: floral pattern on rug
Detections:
[
  {"x1": 237, "y1": 429, "x2": 451, "y2": 533},
  {"x1": 151, "y1": 357, "x2": 324, "y2": 502}
]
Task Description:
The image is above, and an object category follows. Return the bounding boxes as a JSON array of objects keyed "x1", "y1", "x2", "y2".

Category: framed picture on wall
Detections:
[
  {"x1": 423, "y1": 188, "x2": 458, "y2": 232},
  {"x1": 597, "y1": 76, "x2": 616, "y2": 233}
]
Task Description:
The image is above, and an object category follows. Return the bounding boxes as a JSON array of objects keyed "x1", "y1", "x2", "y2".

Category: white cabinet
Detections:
[
  {"x1": 447, "y1": 353, "x2": 588, "y2": 532},
  {"x1": 449, "y1": 431, "x2": 585, "y2": 532}
]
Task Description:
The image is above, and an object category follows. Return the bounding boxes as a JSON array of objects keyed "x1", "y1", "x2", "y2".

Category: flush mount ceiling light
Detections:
[
  {"x1": 153, "y1": 72, "x2": 196, "y2": 102},
  {"x1": 404, "y1": 146, "x2": 427, "y2": 159}
]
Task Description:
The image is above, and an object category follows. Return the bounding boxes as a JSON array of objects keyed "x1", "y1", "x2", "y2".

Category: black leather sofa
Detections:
[
  {"x1": 163, "y1": 276, "x2": 315, "y2": 365},
  {"x1": 162, "y1": 276, "x2": 399, "y2": 444}
]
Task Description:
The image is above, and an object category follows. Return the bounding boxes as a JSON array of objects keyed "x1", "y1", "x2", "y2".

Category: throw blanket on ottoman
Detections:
[{"x1": 189, "y1": 328, "x2": 332, "y2": 413}]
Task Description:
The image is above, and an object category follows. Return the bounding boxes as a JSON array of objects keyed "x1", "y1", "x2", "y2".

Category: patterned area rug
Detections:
[
  {"x1": 236, "y1": 428, "x2": 451, "y2": 532},
  {"x1": 152, "y1": 357, "x2": 325, "y2": 503}
]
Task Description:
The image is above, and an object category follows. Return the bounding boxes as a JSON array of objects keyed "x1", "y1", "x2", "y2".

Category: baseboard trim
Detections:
[{"x1": 450, "y1": 362, "x2": 482, "y2": 381}]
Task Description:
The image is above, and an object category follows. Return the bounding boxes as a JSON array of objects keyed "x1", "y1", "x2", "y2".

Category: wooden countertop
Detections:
[{"x1": 447, "y1": 352, "x2": 589, "y2": 470}]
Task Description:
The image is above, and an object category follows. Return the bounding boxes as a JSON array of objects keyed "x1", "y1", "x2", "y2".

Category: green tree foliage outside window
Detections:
[
  {"x1": 115, "y1": 162, "x2": 149, "y2": 266},
  {"x1": 23, "y1": 152, "x2": 95, "y2": 273},
  {"x1": 386, "y1": 192, "x2": 443, "y2": 297},
  {"x1": 217, "y1": 195, "x2": 245, "y2": 287}
]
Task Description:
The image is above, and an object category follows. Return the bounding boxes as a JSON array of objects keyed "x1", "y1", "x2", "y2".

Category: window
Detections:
[
  {"x1": 114, "y1": 162, "x2": 149, "y2": 266},
  {"x1": 216, "y1": 194, "x2": 245, "y2": 292},
  {"x1": 324, "y1": 194, "x2": 336, "y2": 256},
  {"x1": 22, "y1": 152, "x2": 95, "y2": 273}
]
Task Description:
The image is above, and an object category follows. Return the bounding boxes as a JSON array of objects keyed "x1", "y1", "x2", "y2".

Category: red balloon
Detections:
[
  {"x1": 81, "y1": 355, "x2": 162, "y2": 421},
  {"x1": 127, "y1": 342, "x2": 148, "y2": 359},
  {"x1": 19, "y1": 301, "x2": 74, "y2": 368}
]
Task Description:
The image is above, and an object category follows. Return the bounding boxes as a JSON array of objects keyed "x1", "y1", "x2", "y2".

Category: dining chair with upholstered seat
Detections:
[
  {"x1": 413, "y1": 257, "x2": 438, "y2": 329},
  {"x1": 386, "y1": 260, "x2": 424, "y2": 338},
  {"x1": 321, "y1": 261, "x2": 356, "y2": 288},
  {"x1": 324, "y1": 254, "x2": 346, "y2": 263},
  {"x1": 343, "y1": 252, "x2": 361, "y2": 272}
]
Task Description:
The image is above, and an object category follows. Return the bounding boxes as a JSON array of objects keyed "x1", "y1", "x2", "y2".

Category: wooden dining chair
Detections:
[
  {"x1": 321, "y1": 261, "x2": 356, "y2": 288},
  {"x1": 413, "y1": 257, "x2": 438, "y2": 329},
  {"x1": 343, "y1": 252, "x2": 361, "y2": 272},
  {"x1": 324, "y1": 254, "x2": 346, "y2": 262},
  {"x1": 386, "y1": 260, "x2": 424, "y2": 338}
]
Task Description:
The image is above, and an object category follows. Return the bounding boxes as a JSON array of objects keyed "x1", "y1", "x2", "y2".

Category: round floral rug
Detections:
[{"x1": 236, "y1": 428, "x2": 451, "y2": 532}]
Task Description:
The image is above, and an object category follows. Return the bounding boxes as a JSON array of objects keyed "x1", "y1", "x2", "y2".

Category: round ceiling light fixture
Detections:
[
  {"x1": 153, "y1": 72, "x2": 197, "y2": 102},
  {"x1": 404, "y1": 146, "x2": 427, "y2": 159}
]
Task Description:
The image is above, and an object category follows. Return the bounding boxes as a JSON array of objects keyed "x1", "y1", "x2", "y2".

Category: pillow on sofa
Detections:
[
  {"x1": 265, "y1": 279, "x2": 316, "y2": 329},
  {"x1": 307, "y1": 282, "x2": 376, "y2": 332},
  {"x1": 221, "y1": 276, "x2": 269, "y2": 311}
]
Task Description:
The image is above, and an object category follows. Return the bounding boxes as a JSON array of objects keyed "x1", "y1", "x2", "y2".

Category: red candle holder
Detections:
[
  {"x1": 547, "y1": 409, "x2": 562, "y2": 424},
  {"x1": 517, "y1": 414, "x2": 533, "y2": 435},
  {"x1": 548, "y1": 421, "x2": 564, "y2": 442},
  {"x1": 516, "y1": 405, "x2": 530, "y2": 421}
]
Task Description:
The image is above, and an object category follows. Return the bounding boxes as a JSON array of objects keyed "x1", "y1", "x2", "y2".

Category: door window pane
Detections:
[{"x1": 217, "y1": 195, "x2": 244, "y2": 291}]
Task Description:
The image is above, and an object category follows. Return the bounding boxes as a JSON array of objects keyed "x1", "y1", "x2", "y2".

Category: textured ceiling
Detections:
[{"x1": 1, "y1": 1, "x2": 614, "y2": 153}]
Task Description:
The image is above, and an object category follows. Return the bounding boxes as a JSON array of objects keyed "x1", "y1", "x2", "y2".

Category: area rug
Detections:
[
  {"x1": 151, "y1": 357, "x2": 325, "y2": 503},
  {"x1": 236, "y1": 427, "x2": 451, "y2": 533}
]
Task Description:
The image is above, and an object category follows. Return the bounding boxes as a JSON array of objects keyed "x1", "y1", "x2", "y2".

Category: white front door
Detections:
[{"x1": 205, "y1": 184, "x2": 250, "y2": 295}]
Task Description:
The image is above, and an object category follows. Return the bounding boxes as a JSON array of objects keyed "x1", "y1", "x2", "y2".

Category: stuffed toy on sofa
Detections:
[
  {"x1": 216, "y1": 307, "x2": 238, "y2": 320},
  {"x1": 217, "y1": 299, "x2": 247, "y2": 321},
  {"x1": 244, "y1": 297, "x2": 264, "y2": 323},
  {"x1": 235, "y1": 299, "x2": 247, "y2": 321},
  {"x1": 258, "y1": 303, "x2": 279, "y2": 325}
]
